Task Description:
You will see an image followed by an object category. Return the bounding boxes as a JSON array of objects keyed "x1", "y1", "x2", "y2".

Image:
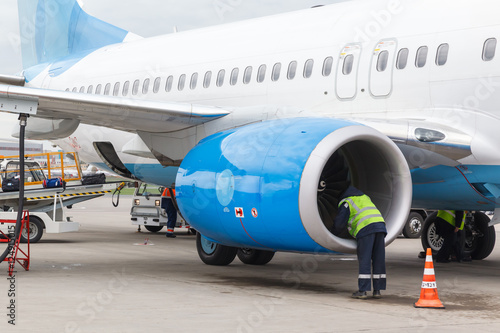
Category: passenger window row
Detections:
[
  {"x1": 66, "y1": 38, "x2": 498, "y2": 94},
  {"x1": 393, "y1": 38, "x2": 497, "y2": 71},
  {"x1": 67, "y1": 57, "x2": 335, "y2": 96}
]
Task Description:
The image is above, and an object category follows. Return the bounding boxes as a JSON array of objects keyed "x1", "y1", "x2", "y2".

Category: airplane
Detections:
[{"x1": 0, "y1": 0, "x2": 498, "y2": 266}]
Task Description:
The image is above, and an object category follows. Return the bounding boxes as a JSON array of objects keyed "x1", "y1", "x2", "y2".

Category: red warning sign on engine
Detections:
[
  {"x1": 235, "y1": 207, "x2": 244, "y2": 218},
  {"x1": 251, "y1": 208, "x2": 258, "y2": 218}
]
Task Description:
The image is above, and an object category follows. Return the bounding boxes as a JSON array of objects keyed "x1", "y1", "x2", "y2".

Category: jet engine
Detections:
[{"x1": 176, "y1": 118, "x2": 412, "y2": 254}]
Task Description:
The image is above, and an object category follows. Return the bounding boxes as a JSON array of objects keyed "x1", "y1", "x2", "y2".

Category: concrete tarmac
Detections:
[{"x1": 1, "y1": 196, "x2": 500, "y2": 332}]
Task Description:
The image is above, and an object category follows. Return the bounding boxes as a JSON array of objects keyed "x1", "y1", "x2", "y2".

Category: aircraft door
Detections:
[
  {"x1": 335, "y1": 44, "x2": 361, "y2": 100},
  {"x1": 369, "y1": 39, "x2": 397, "y2": 97}
]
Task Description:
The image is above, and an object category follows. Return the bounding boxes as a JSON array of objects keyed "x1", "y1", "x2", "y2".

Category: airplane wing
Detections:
[
  {"x1": 0, "y1": 81, "x2": 473, "y2": 170},
  {"x1": 0, "y1": 83, "x2": 230, "y2": 133}
]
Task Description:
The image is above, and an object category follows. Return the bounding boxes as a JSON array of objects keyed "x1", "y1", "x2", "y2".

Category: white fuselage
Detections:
[{"x1": 29, "y1": 0, "x2": 500, "y2": 169}]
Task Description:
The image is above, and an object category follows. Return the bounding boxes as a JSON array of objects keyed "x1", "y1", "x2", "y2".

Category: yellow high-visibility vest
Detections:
[
  {"x1": 338, "y1": 195, "x2": 385, "y2": 237},
  {"x1": 437, "y1": 210, "x2": 465, "y2": 230}
]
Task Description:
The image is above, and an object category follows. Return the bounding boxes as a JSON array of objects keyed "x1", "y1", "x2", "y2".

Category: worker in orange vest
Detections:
[{"x1": 161, "y1": 187, "x2": 177, "y2": 238}]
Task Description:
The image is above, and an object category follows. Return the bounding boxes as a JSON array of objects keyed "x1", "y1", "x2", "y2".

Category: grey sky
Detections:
[{"x1": 0, "y1": 0, "x2": 347, "y2": 75}]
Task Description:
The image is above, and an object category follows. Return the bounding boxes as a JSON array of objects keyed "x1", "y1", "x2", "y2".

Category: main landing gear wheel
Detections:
[
  {"x1": 403, "y1": 212, "x2": 423, "y2": 238},
  {"x1": 21, "y1": 216, "x2": 44, "y2": 243},
  {"x1": 421, "y1": 211, "x2": 496, "y2": 260},
  {"x1": 196, "y1": 233, "x2": 237, "y2": 266},
  {"x1": 237, "y1": 248, "x2": 275, "y2": 265},
  {"x1": 466, "y1": 212, "x2": 495, "y2": 260},
  {"x1": 421, "y1": 212, "x2": 442, "y2": 254},
  {"x1": 144, "y1": 225, "x2": 163, "y2": 233}
]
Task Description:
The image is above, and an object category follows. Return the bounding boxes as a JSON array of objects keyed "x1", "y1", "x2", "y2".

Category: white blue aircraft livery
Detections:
[{"x1": 0, "y1": 0, "x2": 498, "y2": 265}]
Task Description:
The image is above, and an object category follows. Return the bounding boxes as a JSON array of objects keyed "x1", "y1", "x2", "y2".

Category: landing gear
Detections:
[
  {"x1": 421, "y1": 212, "x2": 443, "y2": 252},
  {"x1": 196, "y1": 233, "x2": 237, "y2": 266},
  {"x1": 421, "y1": 211, "x2": 496, "y2": 260},
  {"x1": 237, "y1": 248, "x2": 275, "y2": 265},
  {"x1": 465, "y1": 212, "x2": 496, "y2": 260}
]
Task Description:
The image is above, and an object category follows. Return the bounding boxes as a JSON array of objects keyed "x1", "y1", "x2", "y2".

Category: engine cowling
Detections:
[{"x1": 176, "y1": 118, "x2": 412, "y2": 254}]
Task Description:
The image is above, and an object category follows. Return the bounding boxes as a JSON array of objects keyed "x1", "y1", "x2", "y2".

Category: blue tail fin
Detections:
[{"x1": 18, "y1": 0, "x2": 135, "y2": 72}]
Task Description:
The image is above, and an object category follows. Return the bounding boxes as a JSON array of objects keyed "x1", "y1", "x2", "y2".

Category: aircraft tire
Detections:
[
  {"x1": 196, "y1": 233, "x2": 237, "y2": 266},
  {"x1": 421, "y1": 212, "x2": 441, "y2": 254},
  {"x1": 144, "y1": 225, "x2": 163, "y2": 233},
  {"x1": 468, "y1": 212, "x2": 496, "y2": 260},
  {"x1": 21, "y1": 216, "x2": 44, "y2": 243},
  {"x1": 237, "y1": 248, "x2": 275, "y2": 265},
  {"x1": 422, "y1": 211, "x2": 496, "y2": 260},
  {"x1": 403, "y1": 212, "x2": 424, "y2": 238}
]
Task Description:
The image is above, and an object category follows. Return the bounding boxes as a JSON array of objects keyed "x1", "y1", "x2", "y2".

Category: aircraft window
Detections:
[
  {"x1": 436, "y1": 43, "x2": 449, "y2": 66},
  {"x1": 78, "y1": 87, "x2": 84, "y2": 93},
  {"x1": 65, "y1": 88, "x2": 70, "y2": 91},
  {"x1": 104, "y1": 83, "x2": 111, "y2": 95},
  {"x1": 376, "y1": 51, "x2": 389, "y2": 72},
  {"x1": 257, "y1": 65, "x2": 266, "y2": 83},
  {"x1": 217, "y1": 70, "x2": 225, "y2": 87},
  {"x1": 190, "y1": 73, "x2": 198, "y2": 90},
  {"x1": 132, "y1": 80, "x2": 140, "y2": 95},
  {"x1": 243, "y1": 66, "x2": 253, "y2": 84},
  {"x1": 322, "y1": 57, "x2": 333, "y2": 76},
  {"x1": 87, "y1": 85, "x2": 93, "y2": 94},
  {"x1": 113, "y1": 82, "x2": 120, "y2": 96},
  {"x1": 342, "y1": 54, "x2": 354, "y2": 75},
  {"x1": 230, "y1": 68, "x2": 239, "y2": 86},
  {"x1": 95, "y1": 84, "x2": 102, "y2": 95},
  {"x1": 396, "y1": 48, "x2": 409, "y2": 69},
  {"x1": 272, "y1": 63, "x2": 281, "y2": 81},
  {"x1": 287, "y1": 61, "x2": 297, "y2": 80},
  {"x1": 165, "y1": 76, "x2": 173, "y2": 92},
  {"x1": 142, "y1": 78, "x2": 150, "y2": 94},
  {"x1": 204, "y1": 71, "x2": 212, "y2": 88},
  {"x1": 72, "y1": 87, "x2": 77, "y2": 92},
  {"x1": 415, "y1": 46, "x2": 428, "y2": 68},
  {"x1": 483, "y1": 38, "x2": 497, "y2": 61},
  {"x1": 303, "y1": 59, "x2": 314, "y2": 78},
  {"x1": 153, "y1": 77, "x2": 161, "y2": 93},
  {"x1": 178, "y1": 74, "x2": 186, "y2": 91},
  {"x1": 122, "y1": 81, "x2": 130, "y2": 96}
]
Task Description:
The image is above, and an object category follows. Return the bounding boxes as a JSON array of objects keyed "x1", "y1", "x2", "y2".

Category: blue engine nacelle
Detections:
[{"x1": 176, "y1": 118, "x2": 412, "y2": 254}]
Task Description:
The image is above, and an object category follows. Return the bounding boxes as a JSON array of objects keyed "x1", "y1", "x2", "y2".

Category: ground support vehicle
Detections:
[
  {"x1": 130, "y1": 183, "x2": 194, "y2": 234},
  {"x1": 402, "y1": 210, "x2": 427, "y2": 238},
  {"x1": 0, "y1": 152, "x2": 115, "y2": 242}
]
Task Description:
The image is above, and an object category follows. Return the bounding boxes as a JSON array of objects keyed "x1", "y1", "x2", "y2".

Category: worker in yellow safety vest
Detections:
[
  {"x1": 333, "y1": 185, "x2": 387, "y2": 300},
  {"x1": 161, "y1": 187, "x2": 177, "y2": 238},
  {"x1": 434, "y1": 210, "x2": 467, "y2": 263}
]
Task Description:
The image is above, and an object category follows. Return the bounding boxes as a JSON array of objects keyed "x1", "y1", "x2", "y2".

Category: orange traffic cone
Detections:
[{"x1": 414, "y1": 248, "x2": 445, "y2": 309}]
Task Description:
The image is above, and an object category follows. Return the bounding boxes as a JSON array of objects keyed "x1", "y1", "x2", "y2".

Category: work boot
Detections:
[
  {"x1": 351, "y1": 291, "x2": 368, "y2": 299},
  {"x1": 166, "y1": 233, "x2": 176, "y2": 238},
  {"x1": 373, "y1": 290, "x2": 381, "y2": 299}
]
